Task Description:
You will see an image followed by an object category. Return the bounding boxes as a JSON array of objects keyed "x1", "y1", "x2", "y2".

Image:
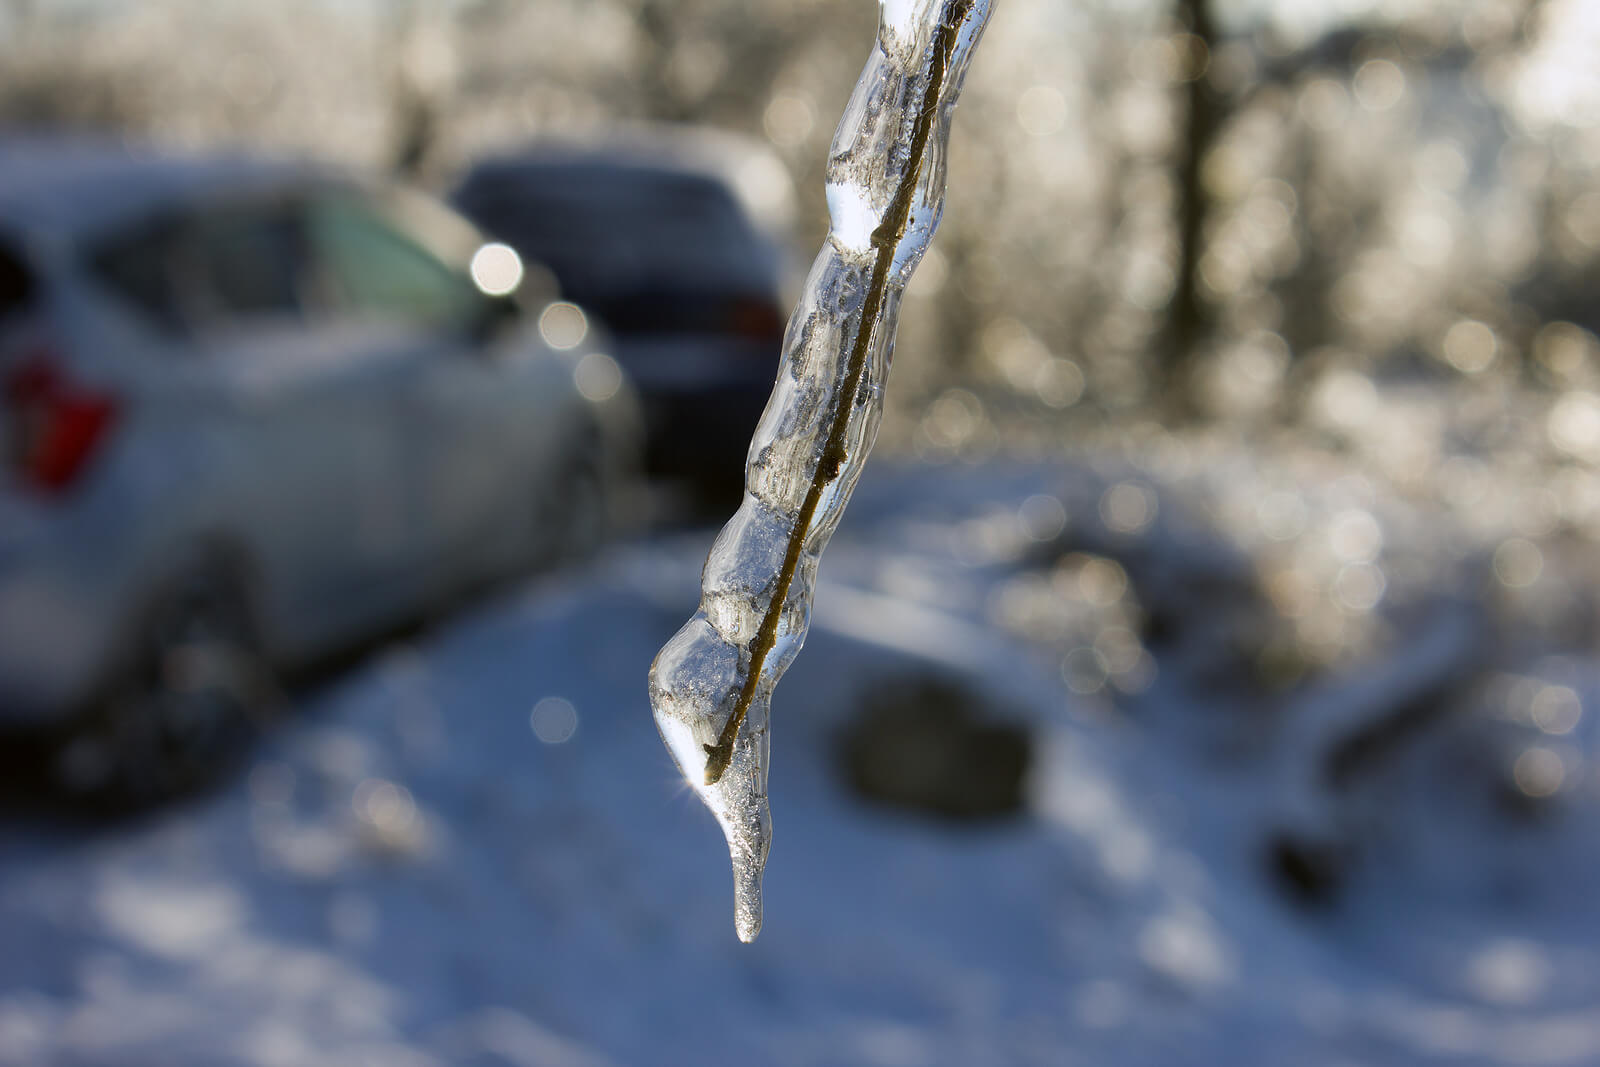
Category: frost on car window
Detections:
[{"x1": 648, "y1": 0, "x2": 993, "y2": 943}]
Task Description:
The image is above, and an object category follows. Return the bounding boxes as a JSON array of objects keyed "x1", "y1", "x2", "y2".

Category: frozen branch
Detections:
[{"x1": 648, "y1": 0, "x2": 993, "y2": 942}]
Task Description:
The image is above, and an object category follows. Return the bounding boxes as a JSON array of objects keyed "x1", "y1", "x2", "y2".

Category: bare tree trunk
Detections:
[
  {"x1": 1166, "y1": 0, "x2": 1221, "y2": 417},
  {"x1": 385, "y1": 0, "x2": 446, "y2": 181},
  {"x1": 631, "y1": 0, "x2": 698, "y2": 122}
]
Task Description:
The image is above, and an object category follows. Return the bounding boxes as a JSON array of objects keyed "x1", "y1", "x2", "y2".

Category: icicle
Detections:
[{"x1": 648, "y1": 0, "x2": 993, "y2": 943}]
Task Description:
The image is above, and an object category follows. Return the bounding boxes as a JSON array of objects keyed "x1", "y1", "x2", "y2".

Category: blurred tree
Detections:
[
  {"x1": 1152, "y1": 0, "x2": 1587, "y2": 425},
  {"x1": 385, "y1": 0, "x2": 455, "y2": 181},
  {"x1": 1162, "y1": 0, "x2": 1555, "y2": 416},
  {"x1": 1167, "y1": 0, "x2": 1221, "y2": 416},
  {"x1": 2, "y1": 0, "x2": 1595, "y2": 443}
]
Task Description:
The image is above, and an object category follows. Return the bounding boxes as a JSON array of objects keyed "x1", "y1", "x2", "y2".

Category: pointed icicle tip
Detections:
[
  {"x1": 732, "y1": 852, "x2": 765, "y2": 943},
  {"x1": 714, "y1": 774, "x2": 770, "y2": 943}
]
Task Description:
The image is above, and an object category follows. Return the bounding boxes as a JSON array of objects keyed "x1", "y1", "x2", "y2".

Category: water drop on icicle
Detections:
[{"x1": 647, "y1": 0, "x2": 993, "y2": 943}]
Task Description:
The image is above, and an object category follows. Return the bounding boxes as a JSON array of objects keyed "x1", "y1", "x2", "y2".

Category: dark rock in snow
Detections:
[{"x1": 836, "y1": 671, "x2": 1032, "y2": 820}]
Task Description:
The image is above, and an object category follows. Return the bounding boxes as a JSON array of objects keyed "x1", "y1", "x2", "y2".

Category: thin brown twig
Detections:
[{"x1": 704, "y1": 0, "x2": 974, "y2": 784}]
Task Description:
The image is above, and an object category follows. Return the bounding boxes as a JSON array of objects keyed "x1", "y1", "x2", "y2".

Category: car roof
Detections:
[
  {"x1": 0, "y1": 134, "x2": 314, "y2": 242},
  {"x1": 456, "y1": 153, "x2": 742, "y2": 218},
  {"x1": 454, "y1": 125, "x2": 797, "y2": 231},
  {"x1": 464, "y1": 144, "x2": 710, "y2": 180},
  {"x1": 457, "y1": 149, "x2": 738, "y2": 215}
]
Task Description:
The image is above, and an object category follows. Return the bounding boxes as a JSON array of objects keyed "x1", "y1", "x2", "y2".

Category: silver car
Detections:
[{"x1": 0, "y1": 137, "x2": 637, "y2": 800}]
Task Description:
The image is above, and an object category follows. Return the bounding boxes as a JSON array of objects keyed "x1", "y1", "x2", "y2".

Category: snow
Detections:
[{"x1": 2, "y1": 459, "x2": 1599, "y2": 1066}]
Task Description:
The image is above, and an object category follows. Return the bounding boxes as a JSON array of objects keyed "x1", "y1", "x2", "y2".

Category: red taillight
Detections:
[
  {"x1": 728, "y1": 297, "x2": 784, "y2": 342},
  {"x1": 4, "y1": 349, "x2": 119, "y2": 494}
]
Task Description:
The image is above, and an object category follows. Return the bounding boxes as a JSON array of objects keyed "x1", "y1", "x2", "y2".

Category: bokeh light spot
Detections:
[
  {"x1": 574, "y1": 351, "x2": 622, "y2": 403},
  {"x1": 1100, "y1": 482, "x2": 1157, "y2": 535},
  {"x1": 1257, "y1": 491, "x2": 1308, "y2": 542},
  {"x1": 1535, "y1": 322, "x2": 1598, "y2": 380},
  {"x1": 352, "y1": 778, "x2": 422, "y2": 853},
  {"x1": 1017, "y1": 85, "x2": 1067, "y2": 137},
  {"x1": 1035, "y1": 358, "x2": 1086, "y2": 409},
  {"x1": 1493, "y1": 538, "x2": 1544, "y2": 588},
  {"x1": 1063, "y1": 646, "x2": 1109, "y2": 694},
  {"x1": 1467, "y1": 939, "x2": 1552, "y2": 1005},
  {"x1": 539, "y1": 302, "x2": 588, "y2": 349},
  {"x1": 1329, "y1": 509, "x2": 1383, "y2": 563},
  {"x1": 1354, "y1": 59, "x2": 1405, "y2": 112},
  {"x1": 1334, "y1": 562, "x2": 1386, "y2": 613},
  {"x1": 1548, "y1": 391, "x2": 1600, "y2": 461},
  {"x1": 1018, "y1": 494, "x2": 1067, "y2": 542},
  {"x1": 1442, "y1": 320, "x2": 1498, "y2": 375},
  {"x1": 1512, "y1": 747, "x2": 1565, "y2": 798},
  {"x1": 763, "y1": 90, "x2": 815, "y2": 148},
  {"x1": 531, "y1": 697, "x2": 579, "y2": 744},
  {"x1": 1078, "y1": 556, "x2": 1129, "y2": 606},
  {"x1": 1531, "y1": 685, "x2": 1583, "y2": 735},
  {"x1": 469, "y1": 242, "x2": 523, "y2": 297}
]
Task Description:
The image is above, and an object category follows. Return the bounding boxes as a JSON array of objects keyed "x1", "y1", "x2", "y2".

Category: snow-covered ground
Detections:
[{"x1": 1, "y1": 460, "x2": 1597, "y2": 1067}]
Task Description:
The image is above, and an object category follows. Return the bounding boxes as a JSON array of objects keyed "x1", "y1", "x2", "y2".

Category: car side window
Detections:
[{"x1": 306, "y1": 193, "x2": 481, "y2": 331}]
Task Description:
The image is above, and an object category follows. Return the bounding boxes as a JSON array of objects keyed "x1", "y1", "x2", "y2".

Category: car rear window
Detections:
[
  {"x1": 187, "y1": 205, "x2": 305, "y2": 322},
  {"x1": 457, "y1": 165, "x2": 767, "y2": 286},
  {"x1": 87, "y1": 218, "x2": 187, "y2": 333},
  {"x1": 0, "y1": 237, "x2": 36, "y2": 322},
  {"x1": 87, "y1": 201, "x2": 308, "y2": 335}
]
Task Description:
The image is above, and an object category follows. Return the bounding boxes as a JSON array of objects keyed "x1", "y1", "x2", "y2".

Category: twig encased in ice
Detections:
[{"x1": 648, "y1": 0, "x2": 993, "y2": 943}]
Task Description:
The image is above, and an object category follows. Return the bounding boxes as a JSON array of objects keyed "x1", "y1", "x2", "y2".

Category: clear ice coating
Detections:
[{"x1": 647, "y1": 0, "x2": 993, "y2": 943}]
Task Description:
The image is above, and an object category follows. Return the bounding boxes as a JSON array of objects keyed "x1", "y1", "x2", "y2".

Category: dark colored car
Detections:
[{"x1": 451, "y1": 136, "x2": 790, "y2": 502}]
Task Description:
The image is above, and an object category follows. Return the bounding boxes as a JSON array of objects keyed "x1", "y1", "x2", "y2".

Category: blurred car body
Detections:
[
  {"x1": 449, "y1": 132, "x2": 790, "y2": 502},
  {"x1": 0, "y1": 135, "x2": 637, "y2": 797}
]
